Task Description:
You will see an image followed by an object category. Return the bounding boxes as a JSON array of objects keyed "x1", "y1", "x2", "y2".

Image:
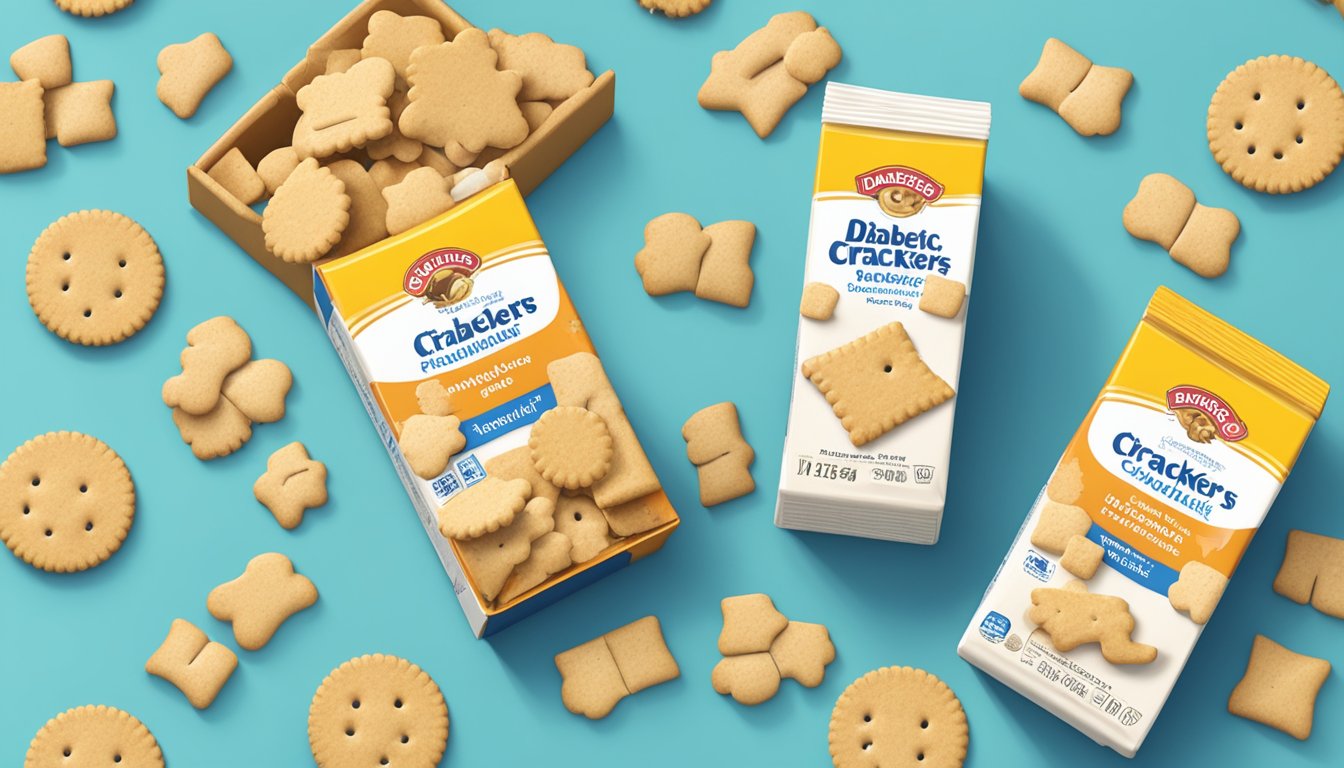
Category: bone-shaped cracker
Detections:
[
  {"x1": 156, "y1": 33, "x2": 232, "y2": 119},
  {"x1": 400, "y1": 413, "x2": 465, "y2": 480},
  {"x1": 253, "y1": 442, "x2": 327, "y2": 530},
  {"x1": 698, "y1": 12, "x2": 838, "y2": 138},
  {"x1": 1020, "y1": 38, "x2": 1132, "y2": 136},
  {"x1": 400, "y1": 28, "x2": 528, "y2": 154},
  {"x1": 682, "y1": 402, "x2": 755, "y2": 506},
  {"x1": 1122, "y1": 173, "x2": 1239, "y2": 278},
  {"x1": 207, "y1": 552, "x2": 318, "y2": 650},
  {"x1": 1029, "y1": 581, "x2": 1157, "y2": 664},
  {"x1": 486, "y1": 29, "x2": 594, "y2": 102},
  {"x1": 162, "y1": 316, "x2": 252, "y2": 416},
  {"x1": 145, "y1": 618, "x2": 237, "y2": 709},
  {"x1": 360, "y1": 10, "x2": 445, "y2": 81},
  {"x1": 556, "y1": 616, "x2": 679, "y2": 719},
  {"x1": 293, "y1": 57, "x2": 396, "y2": 159}
]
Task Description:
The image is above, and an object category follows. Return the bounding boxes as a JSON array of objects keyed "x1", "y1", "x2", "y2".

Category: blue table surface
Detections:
[{"x1": 4, "y1": 1, "x2": 1343, "y2": 765}]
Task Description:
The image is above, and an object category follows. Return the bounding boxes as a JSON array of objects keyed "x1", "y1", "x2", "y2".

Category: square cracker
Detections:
[
  {"x1": 1228, "y1": 634, "x2": 1330, "y2": 740},
  {"x1": 603, "y1": 616, "x2": 679, "y2": 694},
  {"x1": 1060, "y1": 534, "x2": 1103, "y2": 580},
  {"x1": 918, "y1": 275, "x2": 966, "y2": 318},
  {"x1": 1030, "y1": 500, "x2": 1091, "y2": 555},
  {"x1": 800, "y1": 322, "x2": 954, "y2": 447},
  {"x1": 1272, "y1": 529, "x2": 1344, "y2": 619}
]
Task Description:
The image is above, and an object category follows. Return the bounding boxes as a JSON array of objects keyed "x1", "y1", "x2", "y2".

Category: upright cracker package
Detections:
[
  {"x1": 776, "y1": 83, "x2": 991, "y2": 544},
  {"x1": 959, "y1": 287, "x2": 1329, "y2": 756},
  {"x1": 315, "y1": 180, "x2": 678, "y2": 637}
]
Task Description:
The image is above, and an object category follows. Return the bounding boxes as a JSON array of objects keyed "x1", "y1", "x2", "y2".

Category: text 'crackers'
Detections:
[
  {"x1": 315, "y1": 180, "x2": 677, "y2": 637},
  {"x1": 958, "y1": 287, "x2": 1329, "y2": 757},
  {"x1": 775, "y1": 83, "x2": 990, "y2": 545}
]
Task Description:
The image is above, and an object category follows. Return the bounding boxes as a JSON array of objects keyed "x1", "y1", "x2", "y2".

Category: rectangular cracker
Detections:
[{"x1": 1272, "y1": 529, "x2": 1344, "y2": 619}]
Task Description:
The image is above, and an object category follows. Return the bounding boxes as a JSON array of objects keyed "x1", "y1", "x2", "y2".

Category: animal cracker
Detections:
[
  {"x1": 254, "y1": 442, "x2": 328, "y2": 530},
  {"x1": 1029, "y1": 581, "x2": 1157, "y2": 664},
  {"x1": 1167, "y1": 560, "x2": 1228, "y2": 625},
  {"x1": 399, "y1": 413, "x2": 465, "y2": 481},
  {"x1": 293, "y1": 57, "x2": 396, "y2": 159},
  {"x1": 554, "y1": 494, "x2": 615, "y2": 563},
  {"x1": 360, "y1": 10, "x2": 446, "y2": 81},
  {"x1": 634, "y1": 212, "x2": 710, "y2": 296},
  {"x1": 208, "y1": 552, "x2": 318, "y2": 650},
  {"x1": 487, "y1": 30, "x2": 594, "y2": 102},
  {"x1": 496, "y1": 530, "x2": 573, "y2": 604},
  {"x1": 453, "y1": 496, "x2": 553, "y2": 603}
]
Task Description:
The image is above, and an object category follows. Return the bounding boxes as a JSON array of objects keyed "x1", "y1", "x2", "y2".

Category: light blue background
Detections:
[{"x1": 3, "y1": 1, "x2": 1343, "y2": 765}]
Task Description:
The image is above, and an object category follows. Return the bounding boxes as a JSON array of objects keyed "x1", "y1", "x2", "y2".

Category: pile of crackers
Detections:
[{"x1": 202, "y1": 9, "x2": 597, "y2": 264}]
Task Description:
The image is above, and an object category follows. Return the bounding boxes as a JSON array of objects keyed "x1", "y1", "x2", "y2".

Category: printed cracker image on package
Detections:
[
  {"x1": 958, "y1": 287, "x2": 1329, "y2": 756},
  {"x1": 315, "y1": 180, "x2": 678, "y2": 637},
  {"x1": 775, "y1": 83, "x2": 991, "y2": 544}
]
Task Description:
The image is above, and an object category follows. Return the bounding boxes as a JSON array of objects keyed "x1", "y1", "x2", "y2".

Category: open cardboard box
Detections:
[{"x1": 187, "y1": 0, "x2": 615, "y2": 307}]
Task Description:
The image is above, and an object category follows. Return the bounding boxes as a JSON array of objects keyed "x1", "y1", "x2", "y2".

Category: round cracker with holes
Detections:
[
  {"x1": 25, "y1": 705, "x2": 163, "y2": 768},
  {"x1": 1208, "y1": 55, "x2": 1344, "y2": 194},
  {"x1": 309, "y1": 654, "x2": 449, "y2": 768},
  {"x1": 829, "y1": 666, "x2": 968, "y2": 768},
  {"x1": 26, "y1": 210, "x2": 165, "y2": 346},
  {"x1": 0, "y1": 432, "x2": 136, "y2": 573}
]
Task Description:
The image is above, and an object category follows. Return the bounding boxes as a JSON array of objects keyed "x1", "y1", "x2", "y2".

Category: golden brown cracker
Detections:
[
  {"x1": 638, "y1": 0, "x2": 711, "y2": 17},
  {"x1": 783, "y1": 28, "x2": 842, "y2": 85},
  {"x1": 399, "y1": 413, "x2": 465, "y2": 481},
  {"x1": 1228, "y1": 634, "x2": 1330, "y2": 740},
  {"x1": 162, "y1": 316, "x2": 252, "y2": 416},
  {"x1": 438, "y1": 476, "x2": 529, "y2": 540},
  {"x1": 383, "y1": 166, "x2": 454, "y2": 236},
  {"x1": 554, "y1": 493, "x2": 616, "y2": 563},
  {"x1": 0, "y1": 432, "x2": 134, "y2": 573},
  {"x1": 918, "y1": 275, "x2": 966, "y2": 319},
  {"x1": 359, "y1": 10, "x2": 446, "y2": 81},
  {"x1": 26, "y1": 210, "x2": 164, "y2": 346},
  {"x1": 1029, "y1": 581, "x2": 1157, "y2": 664},
  {"x1": 598, "y1": 496, "x2": 668, "y2": 537},
  {"x1": 486, "y1": 29, "x2": 594, "y2": 102},
  {"x1": 712, "y1": 653, "x2": 780, "y2": 706},
  {"x1": 219, "y1": 358, "x2": 293, "y2": 423},
  {"x1": 719, "y1": 593, "x2": 789, "y2": 655},
  {"x1": 555, "y1": 636, "x2": 629, "y2": 719},
  {"x1": 254, "y1": 442, "x2": 328, "y2": 530},
  {"x1": 829, "y1": 667, "x2": 968, "y2": 768},
  {"x1": 0, "y1": 80, "x2": 46, "y2": 174},
  {"x1": 55, "y1": 0, "x2": 133, "y2": 18},
  {"x1": 800, "y1": 282, "x2": 839, "y2": 321},
  {"x1": 257, "y1": 146, "x2": 300, "y2": 195},
  {"x1": 145, "y1": 618, "x2": 237, "y2": 709},
  {"x1": 325, "y1": 159, "x2": 390, "y2": 259},
  {"x1": 171, "y1": 398, "x2": 253, "y2": 460},
  {"x1": 529, "y1": 406, "x2": 614, "y2": 490},
  {"x1": 634, "y1": 212, "x2": 711, "y2": 296},
  {"x1": 208, "y1": 552, "x2": 318, "y2": 650},
  {"x1": 769, "y1": 621, "x2": 835, "y2": 688},
  {"x1": 682, "y1": 402, "x2": 754, "y2": 507},
  {"x1": 1020, "y1": 38, "x2": 1132, "y2": 136},
  {"x1": 25, "y1": 706, "x2": 162, "y2": 768},
  {"x1": 1030, "y1": 500, "x2": 1092, "y2": 554},
  {"x1": 293, "y1": 57, "x2": 396, "y2": 159},
  {"x1": 400, "y1": 28, "x2": 528, "y2": 154},
  {"x1": 455, "y1": 496, "x2": 554, "y2": 602},
  {"x1": 263, "y1": 157, "x2": 351, "y2": 263},
  {"x1": 1167, "y1": 560, "x2": 1227, "y2": 625},
  {"x1": 10, "y1": 34, "x2": 71, "y2": 90},
  {"x1": 156, "y1": 33, "x2": 232, "y2": 119},
  {"x1": 1123, "y1": 173, "x2": 1238, "y2": 278},
  {"x1": 1060, "y1": 534, "x2": 1103, "y2": 580},
  {"x1": 208, "y1": 147, "x2": 265, "y2": 205},
  {"x1": 1272, "y1": 529, "x2": 1344, "y2": 619},
  {"x1": 365, "y1": 91, "x2": 422, "y2": 163},
  {"x1": 485, "y1": 445, "x2": 560, "y2": 507},
  {"x1": 801, "y1": 322, "x2": 955, "y2": 447},
  {"x1": 1045, "y1": 456, "x2": 1084, "y2": 505},
  {"x1": 603, "y1": 615, "x2": 680, "y2": 694},
  {"x1": 415, "y1": 379, "x2": 454, "y2": 417},
  {"x1": 308, "y1": 654, "x2": 449, "y2": 768},
  {"x1": 695, "y1": 220, "x2": 755, "y2": 308},
  {"x1": 496, "y1": 530, "x2": 572, "y2": 604},
  {"x1": 43, "y1": 80, "x2": 117, "y2": 147},
  {"x1": 697, "y1": 11, "x2": 827, "y2": 138}
]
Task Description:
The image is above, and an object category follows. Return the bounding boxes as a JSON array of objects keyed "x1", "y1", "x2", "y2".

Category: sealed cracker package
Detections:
[
  {"x1": 315, "y1": 180, "x2": 678, "y2": 637},
  {"x1": 776, "y1": 83, "x2": 991, "y2": 544},
  {"x1": 959, "y1": 287, "x2": 1329, "y2": 756}
]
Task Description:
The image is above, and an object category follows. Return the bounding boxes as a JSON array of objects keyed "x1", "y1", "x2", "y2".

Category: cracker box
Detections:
[
  {"x1": 775, "y1": 83, "x2": 991, "y2": 544},
  {"x1": 315, "y1": 180, "x2": 678, "y2": 637},
  {"x1": 958, "y1": 287, "x2": 1329, "y2": 756}
]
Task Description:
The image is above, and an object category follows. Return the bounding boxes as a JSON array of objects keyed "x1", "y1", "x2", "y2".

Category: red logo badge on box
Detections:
[
  {"x1": 856, "y1": 166, "x2": 944, "y2": 218},
  {"x1": 1166, "y1": 385, "x2": 1247, "y2": 443},
  {"x1": 404, "y1": 248, "x2": 481, "y2": 306}
]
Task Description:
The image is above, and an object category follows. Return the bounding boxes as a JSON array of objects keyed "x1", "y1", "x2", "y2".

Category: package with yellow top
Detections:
[
  {"x1": 776, "y1": 82, "x2": 991, "y2": 543},
  {"x1": 958, "y1": 287, "x2": 1329, "y2": 756},
  {"x1": 315, "y1": 180, "x2": 678, "y2": 637}
]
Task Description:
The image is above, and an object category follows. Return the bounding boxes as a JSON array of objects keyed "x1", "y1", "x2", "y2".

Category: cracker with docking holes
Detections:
[
  {"x1": 415, "y1": 379, "x2": 454, "y2": 417},
  {"x1": 530, "y1": 406, "x2": 614, "y2": 490},
  {"x1": 682, "y1": 402, "x2": 755, "y2": 506},
  {"x1": 293, "y1": 57, "x2": 396, "y2": 160},
  {"x1": 548, "y1": 352, "x2": 662, "y2": 509},
  {"x1": 554, "y1": 494, "x2": 616, "y2": 563},
  {"x1": 801, "y1": 322, "x2": 955, "y2": 447},
  {"x1": 1030, "y1": 500, "x2": 1091, "y2": 554},
  {"x1": 360, "y1": 10, "x2": 445, "y2": 82},
  {"x1": 208, "y1": 148, "x2": 265, "y2": 205},
  {"x1": 497, "y1": 530, "x2": 573, "y2": 604},
  {"x1": 254, "y1": 442, "x2": 328, "y2": 530},
  {"x1": 800, "y1": 282, "x2": 839, "y2": 320},
  {"x1": 698, "y1": 11, "x2": 838, "y2": 138},
  {"x1": 401, "y1": 28, "x2": 528, "y2": 155},
  {"x1": 383, "y1": 166, "x2": 455, "y2": 236},
  {"x1": 634, "y1": 212, "x2": 711, "y2": 296},
  {"x1": 1060, "y1": 534, "x2": 1103, "y2": 580},
  {"x1": 1020, "y1": 38, "x2": 1132, "y2": 136},
  {"x1": 454, "y1": 496, "x2": 553, "y2": 603},
  {"x1": 829, "y1": 666, "x2": 968, "y2": 768},
  {"x1": 27, "y1": 210, "x2": 164, "y2": 346},
  {"x1": 263, "y1": 158, "x2": 351, "y2": 263},
  {"x1": 1272, "y1": 529, "x2": 1344, "y2": 619},
  {"x1": 1046, "y1": 456, "x2": 1084, "y2": 504},
  {"x1": 770, "y1": 621, "x2": 835, "y2": 688},
  {"x1": 25, "y1": 706, "x2": 162, "y2": 768},
  {"x1": 0, "y1": 80, "x2": 47, "y2": 174},
  {"x1": 366, "y1": 91, "x2": 422, "y2": 163},
  {"x1": 45, "y1": 80, "x2": 116, "y2": 147},
  {"x1": 437, "y1": 476, "x2": 529, "y2": 540},
  {"x1": 556, "y1": 615, "x2": 678, "y2": 719},
  {"x1": 308, "y1": 654, "x2": 449, "y2": 768},
  {"x1": 639, "y1": 0, "x2": 711, "y2": 17},
  {"x1": 162, "y1": 316, "x2": 252, "y2": 416},
  {"x1": 1228, "y1": 634, "x2": 1330, "y2": 740},
  {"x1": 712, "y1": 653, "x2": 780, "y2": 706},
  {"x1": 719, "y1": 593, "x2": 788, "y2": 655},
  {"x1": 0, "y1": 432, "x2": 135, "y2": 573},
  {"x1": 399, "y1": 413, "x2": 465, "y2": 481},
  {"x1": 156, "y1": 33, "x2": 233, "y2": 119},
  {"x1": 696, "y1": 220, "x2": 756, "y2": 307},
  {"x1": 487, "y1": 30, "x2": 594, "y2": 102},
  {"x1": 486, "y1": 445, "x2": 560, "y2": 507},
  {"x1": 326, "y1": 159, "x2": 390, "y2": 258},
  {"x1": 257, "y1": 146, "x2": 300, "y2": 196},
  {"x1": 919, "y1": 275, "x2": 966, "y2": 318},
  {"x1": 1123, "y1": 173, "x2": 1238, "y2": 278},
  {"x1": 145, "y1": 618, "x2": 237, "y2": 709},
  {"x1": 55, "y1": 0, "x2": 133, "y2": 18},
  {"x1": 208, "y1": 552, "x2": 318, "y2": 650},
  {"x1": 1167, "y1": 560, "x2": 1227, "y2": 625},
  {"x1": 1208, "y1": 55, "x2": 1344, "y2": 194},
  {"x1": 1029, "y1": 580, "x2": 1157, "y2": 664},
  {"x1": 11, "y1": 34, "x2": 71, "y2": 89}
]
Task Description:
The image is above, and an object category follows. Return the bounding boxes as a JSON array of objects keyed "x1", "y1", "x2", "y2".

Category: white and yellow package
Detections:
[
  {"x1": 776, "y1": 82, "x2": 991, "y2": 544},
  {"x1": 314, "y1": 180, "x2": 678, "y2": 637},
  {"x1": 958, "y1": 287, "x2": 1329, "y2": 756}
]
